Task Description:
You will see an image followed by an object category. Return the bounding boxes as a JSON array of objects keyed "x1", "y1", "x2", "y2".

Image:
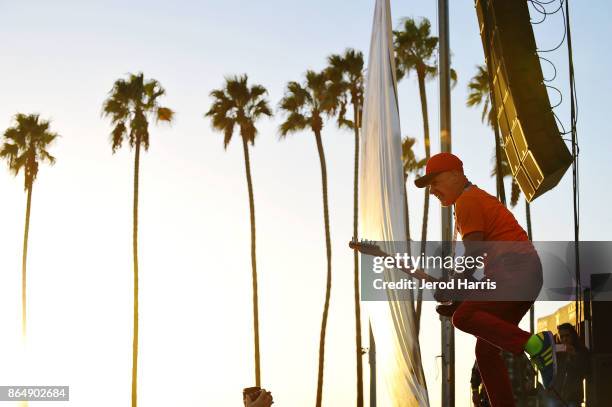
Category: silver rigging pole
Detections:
[{"x1": 438, "y1": 0, "x2": 455, "y2": 406}]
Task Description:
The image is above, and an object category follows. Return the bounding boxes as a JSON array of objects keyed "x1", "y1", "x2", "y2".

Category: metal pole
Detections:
[
  {"x1": 526, "y1": 201, "x2": 535, "y2": 334},
  {"x1": 438, "y1": 1, "x2": 455, "y2": 406},
  {"x1": 369, "y1": 322, "x2": 376, "y2": 407}
]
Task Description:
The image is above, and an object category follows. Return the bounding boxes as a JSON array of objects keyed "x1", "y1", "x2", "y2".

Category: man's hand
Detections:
[
  {"x1": 434, "y1": 285, "x2": 452, "y2": 303},
  {"x1": 460, "y1": 232, "x2": 486, "y2": 279},
  {"x1": 245, "y1": 389, "x2": 273, "y2": 407}
]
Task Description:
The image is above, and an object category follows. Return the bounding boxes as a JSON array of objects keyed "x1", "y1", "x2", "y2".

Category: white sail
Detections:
[{"x1": 360, "y1": 0, "x2": 429, "y2": 405}]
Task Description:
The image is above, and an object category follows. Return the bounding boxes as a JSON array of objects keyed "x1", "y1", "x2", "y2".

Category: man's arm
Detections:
[
  {"x1": 463, "y1": 231, "x2": 484, "y2": 241},
  {"x1": 454, "y1": 193, "x2": 487, "y2": 275},
  {"x1": 460, "y1": 232, "x2": 486, "y2": 279}
]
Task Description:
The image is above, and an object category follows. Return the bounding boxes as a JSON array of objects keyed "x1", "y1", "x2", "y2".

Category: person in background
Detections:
[{"x1": 543, "y1": 323, "x2": 589, "y2": 407}]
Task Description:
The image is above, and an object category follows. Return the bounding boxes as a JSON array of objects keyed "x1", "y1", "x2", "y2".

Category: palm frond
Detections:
[
  {"x1": 156, "y1": 107, "x2": 174, "y2": 123},
  {"x1": 279, "y1": 68, "x2": 342, "y2": 136},
  {"x1": 450, "y1": 68, "x2": 458, "y2": 88},
  {"x1": 510, "y1": 179, "x2": 521, "y2": 207},
  {"x1": 223, "y1": 121, "x2": 235, "y2": 149},
  {"x1": 109, "y1": 121, "x2": 126, "y2": 153},
  {"x1": 279, "y1": 112, "x2": 307, "y2": 137},
  {"x1": 250, "y1": 99, "x2": 272, "y2": 119},
  {"x1": 249, "y1": 84, "x2": 267, "y2": 101},
  {"x1": 466, "y1": 64, "x2": 493, "y2": 127},
  {"x1": 394, "y1": 17, "x2": 438, "y2": 75},
  {"x1": 102, "y1": 72, "x2": 172, "y2": 152},
  {"x1": 206, "y1": 75, "x2": 271, "y2": 148},
  {"x1": 1, "y1": 113, "x2": 59, "y2": 186},
  {"x1": 394, "y1": 16, "x2": 463, "y2": 92},
  {"x1": 401, "y1": 136, "x2": 425, "y2": 176},
  {"x1": 39, "y1": 150, "x2": 56, "y2": 165},
  {"x1": 279, "y1": 81, "x2": 308, "y2": 112}
]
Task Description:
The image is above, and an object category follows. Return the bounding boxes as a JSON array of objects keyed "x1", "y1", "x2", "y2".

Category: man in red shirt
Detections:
[{"x1": 415, "y1": 152, "x2": 556, "y2": 407}]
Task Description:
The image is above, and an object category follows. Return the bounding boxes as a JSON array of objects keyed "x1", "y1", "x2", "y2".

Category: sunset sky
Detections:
[{"x1": 1, "y1": 1, "x2": 610, "y2": 406}]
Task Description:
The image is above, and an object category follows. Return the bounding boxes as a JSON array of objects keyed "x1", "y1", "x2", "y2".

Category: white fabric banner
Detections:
[{"x1": 359, "y1": 0, "x2": 429, "y2": 405}]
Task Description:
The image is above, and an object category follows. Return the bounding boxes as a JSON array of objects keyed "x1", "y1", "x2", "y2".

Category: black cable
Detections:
[
  {"x1": 545, "y1": 84, "x2": 563, "y2": 108},
  {"x1": 532, "y1": 0, "x2": 559, "y2": 5},
  {"x1": 532, "y1": 0, "x2": 583, "y2": 340},
  {"x1": 534, "y1": 0, "x2": 583, "y2": 343},
  {"x1": 564, "y1": 0, "x2": 583, "y2": 340},
  {"x1": 539, "y1": 56, "x2": 558, "y2": 82},
  {"x1": 529, "y1": 0, "x2": 546, "y2": 13},
  {"x1": 571, "y1": 57, "x2": 580, "y2": 130},
  {"x1": 530, "y1": 13, "x2": 547, "y2": 25},
  {"x1": 529, "y1": 0, "x2": 564, "y2": 20},
  {"x1": 553, "y1": 111, "x2": 569, "y2": 134},
  {"x1": 529, "y1": 1, "x2": 547, "y2": 24},
  {"x1": 562, "y1": 139, "x2": 580, "y2": 157},
  {"x1": 536, "y1": 0, "x2": 568, "y2": 53},
  {"x1": 530, "y1": 0, "x2": 574, "y2": 138},
  {"x1": 538, "y1": 0, "x2": 565, "y2": 15}
]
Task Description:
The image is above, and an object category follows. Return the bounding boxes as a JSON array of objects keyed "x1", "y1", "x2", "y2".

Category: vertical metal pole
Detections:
[
  {"x1": 526, "y1": 201, "x2": 537, "y2": 406},
  {"x1": 368, "y1": 322, "x2": 376, "y2": 407},
  {"x1": 526, "y1": 201, "x2": 535, "y2": 334},
  {"x1": 438, "y1": 1, "x2": 455, "y2": 406}
]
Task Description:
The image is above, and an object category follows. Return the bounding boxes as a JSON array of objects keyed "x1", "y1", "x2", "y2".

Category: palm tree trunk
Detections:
[
  {"x1": 417, "y1": 69, "x2": 431, "y2": 158},
  {"x1": 21, "y1": 185, "x2": 33, "y2": 339},
  {"x1": 131, "y1": 140, "x2": 141, "y2": 407},
  {"x1": 352, "y1": 106, "x2": 363, "y2": 407},
  {"x1": 493, "y1": 117, "x2": 506, "y2": 205},
  {"x1": 525, "y1": 200, "x2": 532, "y2": 239},
  {"x1": 415, "y1": 68, "x2": 430, "y2": 330},
  {"x1": 241, "y1": 137, "x2": 261, "y2": 387},
  {"x1": 313, "y1": 129, "x2": 332, "y2": 407},
  {"x1": 403, "y1": 176, "x2": 423, "y2": 364},
  {"x1": 403, "y1": 177, "x2": 416, "y2": 317}
]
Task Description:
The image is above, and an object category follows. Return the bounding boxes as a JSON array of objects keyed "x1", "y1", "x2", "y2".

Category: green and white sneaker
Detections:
[{"x1": 526, "y1": 331, "x2": 557, "y2": 388}]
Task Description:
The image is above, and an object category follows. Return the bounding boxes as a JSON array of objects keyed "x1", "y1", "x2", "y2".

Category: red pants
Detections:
[{"x1": 452, "y1": 301, "x2": 533, "y2": 407}]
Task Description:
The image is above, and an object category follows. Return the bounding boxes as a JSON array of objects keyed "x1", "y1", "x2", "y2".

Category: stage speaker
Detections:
[
  {"x1": 589, "y1": 354, "x2": 612, "y2": 407},
  {"x1": 475, "y1": 0, "x2": 573, "y2": 202},
  {"x1": 589, "y1": 300, "x2": 612, "y2": 353}
]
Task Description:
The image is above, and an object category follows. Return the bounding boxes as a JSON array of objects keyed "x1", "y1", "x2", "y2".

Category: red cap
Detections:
[{"x1": 414, "y1": 153, "x2": 463, "y2": 188}]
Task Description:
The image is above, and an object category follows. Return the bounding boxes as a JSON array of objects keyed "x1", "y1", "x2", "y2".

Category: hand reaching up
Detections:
[{"x1": 245, "y1": 389, "x2": 273, "y2": 407}]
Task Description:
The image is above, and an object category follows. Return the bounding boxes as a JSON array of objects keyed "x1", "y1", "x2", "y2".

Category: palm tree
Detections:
[
  {"x1": 491, "y1": 149, "x2": 521, "y2": 208},
  {"x1": 205, "y1": 74, "x2": 272, "y2": 387},
  {"x1": 102, "y1": 72, "x2": 174, "y2": 407},
  {"x1": 401, "y1": 136, "x2": 427, "y2": 236},
  {"x1": 401, "y1": 136, "x2": 427, "y2": 329},
  {"x1": 278, "y1": 70, "x2": 336, "y2": 407},
  {"x1": 326, "y1": 48, "x2": 365, "y2": 407},
  {"x1": 393, "y1": 16, "x2": 457, "y2": 324},
  {"x1": 467, "y1": 64, "x2": 507, "y2": 205},
  {"x1": 1, "y1": 113, "x2": 59, "y2": 338}
]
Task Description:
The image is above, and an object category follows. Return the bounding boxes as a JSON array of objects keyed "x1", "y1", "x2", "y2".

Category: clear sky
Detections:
[{"x1": 0, "y1": 1, "x2": 610, "y2": 406}]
